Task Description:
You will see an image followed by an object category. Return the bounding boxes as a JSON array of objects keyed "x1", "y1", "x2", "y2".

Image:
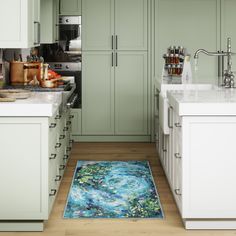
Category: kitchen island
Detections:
[
  {"x1": 163, "y1": 88, "x2": 236, "y2": 229},
  {"x1": 0, "y1": 92, "x2": 73, "y2": 231}
]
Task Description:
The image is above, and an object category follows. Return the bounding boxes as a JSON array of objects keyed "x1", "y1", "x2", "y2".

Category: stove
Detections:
[{"x1": 3, "y1": 83, "x2": 71, "y2": 92}]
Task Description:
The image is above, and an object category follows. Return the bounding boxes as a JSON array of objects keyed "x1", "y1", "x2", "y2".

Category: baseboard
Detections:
[
  {"x1": 0, "y1": 221, "x2": 44, "y2": 231},
  {"x1": 72, "y1": 135, "x2": 151, "y2": 142}
]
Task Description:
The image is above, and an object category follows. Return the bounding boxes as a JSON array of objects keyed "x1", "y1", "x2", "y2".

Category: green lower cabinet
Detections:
[
  {"x1": 82, "y1": 51, "x2": 148, "y2": 137},
  {"x1": 115, "y1": 51, "x2": 148, "y2": 135},
  {"x1": 59, "y1": 0, "x2": 81, "y2": 15},
  {"x1": 71, "y1": 108, "x2": 82, "y2": 135},
  {"x1": 82, "y1": 52, "x2": 115, "y2": 135}
]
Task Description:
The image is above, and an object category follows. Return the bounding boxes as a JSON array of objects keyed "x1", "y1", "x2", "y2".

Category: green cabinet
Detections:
[
  {"x1": 82, "y1": 0, "x2": 148, "y2": 137},
  {"x1": 115, "y1": 52, "x2": 148, "y2": 135},
  {"x1": 82, "y1": 52, "x2": 115, "y2": 135},
  {"x1": 82, "y1": 0, "x2": 114, "y2": 50},
  {"x1": 82, "y1": 51, "x2": 148, "y2": 136},
  {"x1": 115, "y1": 0, "x2": 147, "y2": 50},
  {"x1": 82, "y1": 0, "x2": 147, "y2": 51},
  {"x1": 59, "y1": 0, "x2": 81, "y2": 15},
  {"x1": 40, "y1": 0, "x2": 59, "y2": 43}
]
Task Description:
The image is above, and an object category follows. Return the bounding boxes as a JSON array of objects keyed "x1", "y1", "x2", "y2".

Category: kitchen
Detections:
[{"x1": 0, "y1": 0, "x2": 236, "y2": 235}]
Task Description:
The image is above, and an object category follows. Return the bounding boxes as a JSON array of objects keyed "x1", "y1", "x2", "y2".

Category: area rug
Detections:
[{"x1": 63, "y1": 161, "x2": 164, "y2": 219}]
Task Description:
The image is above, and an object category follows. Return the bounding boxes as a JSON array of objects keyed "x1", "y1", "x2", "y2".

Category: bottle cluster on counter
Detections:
[{"x1": 163, "y1": 46, "x2": 185, "y2": 76}]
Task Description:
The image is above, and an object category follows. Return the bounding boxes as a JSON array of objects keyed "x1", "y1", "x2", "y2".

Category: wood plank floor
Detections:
[{"x1": 1, "y1": 142, "x2": 236, "y2": 236}]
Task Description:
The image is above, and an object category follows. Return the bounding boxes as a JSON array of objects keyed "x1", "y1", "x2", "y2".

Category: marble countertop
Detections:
[
  {"x1": 167, "y1": 88, "x2": 236, "y2": 116},
  {"x1": 0, "y1": 92, "x2": 62, "y2": 117}
]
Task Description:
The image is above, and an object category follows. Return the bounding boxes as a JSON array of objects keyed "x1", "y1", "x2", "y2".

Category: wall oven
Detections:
[{"x1": 59, "y1": 16, "x2": 81, "y2": 55}]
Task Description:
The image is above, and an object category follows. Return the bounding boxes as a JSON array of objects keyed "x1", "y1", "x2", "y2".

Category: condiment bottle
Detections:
[
  {"x1": 170, "y1": 54, "x2": 174, "y2": 64},
  {"x1": 171, "y1": 64, "x2": 176, "y2": 75}
]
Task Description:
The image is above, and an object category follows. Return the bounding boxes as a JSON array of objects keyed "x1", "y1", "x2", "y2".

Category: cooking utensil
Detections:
[{"x1": 40, "y1": 78, "x2": 63, "y2": 88}]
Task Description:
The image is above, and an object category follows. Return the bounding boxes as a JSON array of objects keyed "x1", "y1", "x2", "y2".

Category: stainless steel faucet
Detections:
[{"x1": 194, "y1": 38, "x2": 236, "y2": 88}]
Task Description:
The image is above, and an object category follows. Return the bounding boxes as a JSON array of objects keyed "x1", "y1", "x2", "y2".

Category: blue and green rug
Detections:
[{"x1": 64, "y1": 161, "x2": 164, "y2": 219}]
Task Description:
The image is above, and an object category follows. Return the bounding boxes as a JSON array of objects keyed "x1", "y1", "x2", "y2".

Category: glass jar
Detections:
[
  {"x1": 167, "y1": 64, "x2": 172, "y2": 75},
  {"x1": 176, "y1": 64, "x2": 182, "y2": 75},
  {"x1": 174, "y1": 54, "x2": 180, "y2": 64},
  {"x1": 170, "y1": 54, "x2": 175, "y2": 64},
  {"x1": 171, "y1": 64, "x2": 176, "y2": 75},
  {"x1": 168, "y1": 46, "x2": 175, "y2": 54}
]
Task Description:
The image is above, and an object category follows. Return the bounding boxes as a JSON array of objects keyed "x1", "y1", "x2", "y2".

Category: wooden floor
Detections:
[{"x1": 1, "y1": 143, "x2": 236, "y2": 236}]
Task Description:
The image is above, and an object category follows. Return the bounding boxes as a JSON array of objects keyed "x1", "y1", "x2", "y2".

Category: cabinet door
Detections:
[
  {"x1": 82, "y1": 52, "x2": 114, "y2": 135},
  {"x1": 115, "y1": 51, "x2": 148, "y2": 135},
  {"x1": 82, "y1": 0, "x2": 114, "y2": 50},
  {"x1": 60, "y1": 0, "x2": 81, "y2": 15},
  {"x1": 221, "y1": 0, "x2": 236, "y2": 72},
  {"x1": 115, "y1": 0, "x2": 147, "y2": 50},
  {"x1": 154, "y1": 0, "x2": 220, "y2": 81}
]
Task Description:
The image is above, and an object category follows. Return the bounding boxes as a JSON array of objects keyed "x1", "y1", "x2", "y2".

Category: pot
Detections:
[{"x1": 40, "y1": 78, "x2": 63, "y2": 88}]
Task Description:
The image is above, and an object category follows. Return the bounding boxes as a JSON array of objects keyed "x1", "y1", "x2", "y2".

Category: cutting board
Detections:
[
  {"x1": 0, "y1": 97, "x2": 16, "y2": 102},
  {"x1": 0, "y1": 89, "x2": 31, "y2": 99}
]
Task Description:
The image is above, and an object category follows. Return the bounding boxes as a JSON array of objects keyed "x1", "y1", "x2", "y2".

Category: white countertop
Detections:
[
  {"x1": 167, "y1": 88, "x2": 236, "y2": 116},
  {"x1": 0, "y1": 92, "x2": 62, "y2": 117}
]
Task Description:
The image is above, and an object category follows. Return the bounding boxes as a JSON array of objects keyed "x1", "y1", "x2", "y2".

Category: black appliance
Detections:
[
  {"x1": 59, "y1": 16, "x2": 81, "y2": 55},
  {"x1": 48, "y1": 62, "x2": 81, "y2": 109}
]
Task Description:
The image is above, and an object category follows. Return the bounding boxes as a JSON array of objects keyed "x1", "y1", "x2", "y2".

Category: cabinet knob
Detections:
[
  {"x1": 49, "y1": 154, "x2": 57, "y2": 160},
  {"x1": 55, "y1": 175, "x2": 62, "y2": 182},
  {"x1": 59, "y1": 135, "x2": 66, "y2": 140},
  {"x1": 175, "y1": 122, "x2": 182, "y2": 128},
  {"x1": 63, "y1": 126, "x2": 69, "y2": 131},
  {"x1": 49, "y1": 123, "x2": 57, "y2": 128},
  {"x1": 63, "y1": 155, "x2": 69, "y2": 160},
  {"x1": 174, "y1": 153, "x2": 182, "y2": 159},
  {"x1": 69, "y1": 115, "x2": 74, "y2": 119},
  {"x1": 174, "y1": 189, "x2": 182, "y2": 196},
  {"x1": 55, "y1": 115, "x2": 62, "y2": 120},
  {"x1": 67, "y1": 147, "x2": 72, "y2": 152},
  {"x1": 59, "y1": 165, "x2": 66, "y2": 171},
  {"x1": 49, "y1": 189, "x2": 57, "y2": 197},
  {"x1": 55, "y1": 143, "x2": 62, "y2": 148}
]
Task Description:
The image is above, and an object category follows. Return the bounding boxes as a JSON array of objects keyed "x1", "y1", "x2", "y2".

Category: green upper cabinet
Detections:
[
  {"x1": 221, "y1": 0, "x2": 236, "y2": 72},
  {"x1": 82, "y1": 0, "x2": 147, "y2": 51},
  {"x1": 59, "y1": 0, "x2": 81, "y2": 15},
  {"x1": 82, "y1": 0, "x2": 115, "y2": 51},
  {"x1": 115, "y1": 51, "x2": 148, "y2": 135},
  {"x1": 115, "y1": 0, "x2": 147, "y2": 51},
  {"x1": 40, "y1": 0, "x2": 59, "y2": 43}
]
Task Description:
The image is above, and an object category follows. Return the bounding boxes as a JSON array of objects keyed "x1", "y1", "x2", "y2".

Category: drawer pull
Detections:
[
  {"x1": 49, "y1": 123, "x2": 57, "y2": 128},
  {"x1": 67, "y1": 121, "x2": 72, "y2": 125},
  {"x1": 69, "y1": 115, "x2": 74, "y2": 119},
  {"x1": 49, "y1": 154, "x2": 57, "y2": 160},
  {"x1": 63, "y1": 155, "x2": 69, "y2": 160},
  {"x1": 67, "y1": 147, "x2": 72, "y2": 152},
  {"x1": 175, "y1": 189, "x2": 182, "y2": 196},
  {"x1": 175, "y1": 122, "x2": 182, "y2": 128},
  {"x1": 59, "y1": 165, "x2": 66, "y2": 170},
  {"x1": 59, "y1": 135, "x2": 65, "y2": 140},
  {"x1": 55, "y1": 143, "x2": 62, "y2": 148},
  {"x1": 168, "y1": 106, "x2": 173, "y2": 129},
  {"x1": 49, "y1": 189, "x2": 57, "y2": 196},
  {"x1": 174, "y1": 153, "x2": 181, "y2": 159},
  {"x1": 69, "y1": 139, "x2": 74, "y2": 144},
  {"x1": 63, "y1": 126, "x2": 69, "y2": 131},
  {"x1": 55, "y1": 115, "x2": 61, "y2": 120},
  {"x1": 55, "y1": 175, "x2": 62, "y2": 182}
]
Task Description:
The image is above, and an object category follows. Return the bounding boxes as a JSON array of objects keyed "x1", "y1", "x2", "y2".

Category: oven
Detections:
[
  {"x1": 58, "y1": 16, "x2": 81, "y2": 55},
  {"x1": 48, "y1": 62, "x2": 81, "y2": 109}
]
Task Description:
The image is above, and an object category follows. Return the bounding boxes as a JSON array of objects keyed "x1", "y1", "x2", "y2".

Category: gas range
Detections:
[{"x1": 3, "y1": 83, "x2": 71, "y2": 92}]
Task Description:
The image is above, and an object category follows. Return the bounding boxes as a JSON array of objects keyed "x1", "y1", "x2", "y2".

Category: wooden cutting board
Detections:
[
  {"x1": 0, "y1": 97, "x2": 16, "y2": 102},
  {"x1": 0, "y1": 89, "x2": 31, "y2": 99}
]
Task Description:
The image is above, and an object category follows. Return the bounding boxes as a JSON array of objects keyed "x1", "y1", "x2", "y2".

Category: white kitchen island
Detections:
[
  {"x1": 0, "y1": 92, "x2": 73, "y2": 231},
  {"x1": 165, "y1": 88, "x2": 236, "y2": 229}
]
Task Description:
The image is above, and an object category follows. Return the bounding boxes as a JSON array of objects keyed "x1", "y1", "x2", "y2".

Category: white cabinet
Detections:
[
  {"x1": 161, "y1": 102, "x2": 236, "y2": 229},
  {"x1": 0, "y1": 0, "x2": 41, "y2": 48},
  {"x1": 0, "y1": 106, "x2": 72, "y2": 231}
]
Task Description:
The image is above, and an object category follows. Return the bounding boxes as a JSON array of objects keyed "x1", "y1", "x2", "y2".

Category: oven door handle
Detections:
[{"x1": 67, "y1": 93, "x2": 78, "y2": 108}]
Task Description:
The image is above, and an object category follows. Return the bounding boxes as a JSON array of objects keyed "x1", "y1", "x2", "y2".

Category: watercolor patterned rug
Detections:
[{"x1": 63, "y1": 161, "x2": 164, "y2": 219}]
